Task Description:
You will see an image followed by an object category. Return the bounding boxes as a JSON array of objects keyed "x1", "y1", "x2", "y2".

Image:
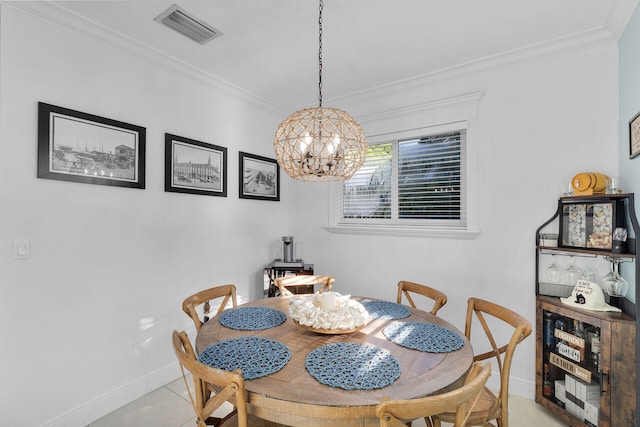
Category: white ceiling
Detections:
[{"x1": 25, "y1": 0, "x2": 640, "y2": 112}]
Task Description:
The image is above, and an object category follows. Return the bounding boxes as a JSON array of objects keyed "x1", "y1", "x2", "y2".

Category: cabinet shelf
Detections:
[{"x1": 537, "y1": 246, "x2": 635, "y2": 259}]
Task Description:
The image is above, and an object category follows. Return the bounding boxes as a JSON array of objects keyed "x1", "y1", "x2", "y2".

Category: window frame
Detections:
[{"x1": 327, "y1": 93, "x2": 481, "y2": 239}]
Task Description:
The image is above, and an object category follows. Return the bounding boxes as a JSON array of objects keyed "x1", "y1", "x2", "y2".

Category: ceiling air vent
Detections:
[{"x1": 154, "y1": 4, "x2": 222, "y2": 45}]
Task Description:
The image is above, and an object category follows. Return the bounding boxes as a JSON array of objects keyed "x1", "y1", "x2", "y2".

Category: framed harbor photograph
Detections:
[
  {"x1": 165, "y1": 133, "x2": 227, "y2": 197},
  {"x1": 239, "y1": 152, "x2": 279, "y2": 201},
  {"x1": 37, "y1": 102, "x2": 146, "y2": 188}
]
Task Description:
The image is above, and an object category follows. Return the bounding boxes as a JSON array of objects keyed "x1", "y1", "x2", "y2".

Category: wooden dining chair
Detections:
[
  {"x1": 431, "y1": 298, "x2": 532, "y2": 427},
  {"x1": 397, "y1": 280, "x2": 447, "y2": 315},
  {"x1": 274, "y1": 275, "x2": 335, "y2": 296},
  {"x1": 172, "y1": 330, "x2": 285, "y2": 427},
  {"x1": 376, "y1": 361, "x2": 491, "y2": 427},
  {"x1": 182, "y1": 284, "x2": 237, "y2": 332},
  {"x1": 172, "y1": 330, "x2": 247, "y2": 427}
]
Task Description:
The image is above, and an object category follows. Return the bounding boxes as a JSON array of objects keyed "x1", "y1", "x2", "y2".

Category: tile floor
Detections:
[{"x1": 88, "y1": 376, "x2": 568, "y2": 426}]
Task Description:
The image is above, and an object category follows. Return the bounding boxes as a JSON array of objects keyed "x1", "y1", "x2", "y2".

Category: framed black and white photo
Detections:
[
  {"x1": 165, "y1": 134, "x2": 227, "y2": 197},
  {"x1": 239, "y1": 152, "x2": 279, "y2": 201},
  {"x1": 37, "y1": 102, "x2": 146, "y2": 188},
  {"x1": 630, "y1": 111, "x2": 640, "y2": 159}
]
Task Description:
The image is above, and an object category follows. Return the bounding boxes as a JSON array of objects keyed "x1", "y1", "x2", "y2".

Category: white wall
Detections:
[
  {"x1": 619, "y1": 3, "x2": 640, "y2": 303},
  {"x1": 0, "y1": 4, "x2": 289, "y2": 426},
  {"x1": 288, "y1": 41, "x2": 620, "y2": 398},
  {"x1": 0, "y1": 3, "x2": 624, "y2": 426}
]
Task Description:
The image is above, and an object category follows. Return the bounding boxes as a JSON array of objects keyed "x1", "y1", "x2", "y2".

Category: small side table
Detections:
[{"x1": 264, "y1": 262, "x2": 314, "y2": 297}]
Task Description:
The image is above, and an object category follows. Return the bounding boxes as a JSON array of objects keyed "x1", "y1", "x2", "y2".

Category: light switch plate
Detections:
[{"x1": 12, "y1": 239, "x2": 30, "y2": 260}]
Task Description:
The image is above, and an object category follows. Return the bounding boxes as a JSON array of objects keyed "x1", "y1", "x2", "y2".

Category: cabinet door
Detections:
[{"x1": 536, "y1": 298, "x2": 606, "y2": 427}]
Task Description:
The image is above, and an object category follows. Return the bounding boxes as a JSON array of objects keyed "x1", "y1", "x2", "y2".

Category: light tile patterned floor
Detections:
[{"x1": 88, "y1": 376, "x2": 569, "y2": 426}]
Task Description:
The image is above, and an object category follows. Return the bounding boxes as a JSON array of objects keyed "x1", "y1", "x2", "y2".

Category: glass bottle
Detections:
[
  {"x1": 555, "y1": 317, "x2": 567, "y2": 353},
  {"x1": 543, "y1": 363, "x2": 553, "y2": 399},
  {"x1": 586, "y1": 324, "x2": 601, "y2": 374},
  {"x1": 572, "y1": 319, "x2": 585, "y2": 364},
  {"x1": 543, "y1": 311, "x2": 555, "y2": 351}
]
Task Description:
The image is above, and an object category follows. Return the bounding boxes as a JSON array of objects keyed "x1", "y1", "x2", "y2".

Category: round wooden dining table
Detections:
[{"x1": 195, "y1": 296, "x2": 473, "y2": 426}]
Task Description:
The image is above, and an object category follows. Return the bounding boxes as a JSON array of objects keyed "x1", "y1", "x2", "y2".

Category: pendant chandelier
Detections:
[{"x1": 274, "y1": 0, "x2": 367, "y2": 182}]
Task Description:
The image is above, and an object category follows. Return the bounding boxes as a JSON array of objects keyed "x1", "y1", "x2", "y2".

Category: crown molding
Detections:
[
  {"x1": 6, "y1": 1, "x2": 628, "y2": 117},
  {"x1": 4, "y1": 1, "x2": 286, "y2": 115},
  {"x1": 605, "y1": 0, "x2": 639, "y2": 39},
  {"x1": 330, "y1": 26, "x2": 617, "y2": 111}
]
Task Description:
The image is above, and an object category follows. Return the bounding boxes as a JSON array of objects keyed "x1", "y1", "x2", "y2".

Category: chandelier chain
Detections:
[
  {"x1": 318, "y1": 0, "x2": 323, "y2": 108},
  {"x1": 273, "y1": 0, "x2": 367, "y2": 182}
]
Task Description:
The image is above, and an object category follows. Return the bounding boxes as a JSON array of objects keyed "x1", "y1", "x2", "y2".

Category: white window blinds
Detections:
[
  {"x1": 398, "y1": 132, "x2": 461, "y2": 220},
  {"x1": 341, "y1": 130, "x2": 464, "y2": 225}
]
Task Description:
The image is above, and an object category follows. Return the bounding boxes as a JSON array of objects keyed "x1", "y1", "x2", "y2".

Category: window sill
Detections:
[{"x1": 325, "y1": 225, "x2": 480, "y2": 239}]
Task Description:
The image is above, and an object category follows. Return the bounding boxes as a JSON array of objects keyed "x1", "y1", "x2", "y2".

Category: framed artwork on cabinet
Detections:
[
  {"x1": 37, "y1": 102, "x2": 146, "y2": 188},
  {"x1": 164, "y1": 133, "x2": 227, "y2": 197},
  {"x1": 629, "y1": 110, "x2": 640, "y2": 159},
  {"x1": 559, "y1": 198, "x2": 624, "y2": 251}
]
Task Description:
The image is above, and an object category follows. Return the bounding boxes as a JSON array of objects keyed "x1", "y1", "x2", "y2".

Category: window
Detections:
[
  {"x1": 342, "y1": 131, "x2": 462, "y2": 222},
  {"x1": 329, "y1": 121, "x2": 479, "y2": 238}
]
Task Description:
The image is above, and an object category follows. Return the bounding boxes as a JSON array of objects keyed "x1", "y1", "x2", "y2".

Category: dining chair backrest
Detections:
[
  {"x1": 376, "y1": 362, "x2": 491, "y2": 427},
  {"x1": 172, "y1": 330, "x2": 247, "y2": 427},
  {"x1": 431, "y1": 297, "x2": 532, "y2": 427},
  {"x1": 274, "y1": 275, "x2": 335, "y2": 297},
  {"x1": 397, "y1": 280, "x2": 447, "y2": 315},
  {"x1": 182, "y1": 284, "x2": 237, "y2": 332}
]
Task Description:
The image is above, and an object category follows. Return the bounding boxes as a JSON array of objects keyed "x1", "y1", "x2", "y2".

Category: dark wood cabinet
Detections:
[
  {"x1": 536, "y1": 296, "x2": 635, "y2": 426},
  {"x1": 535, "y1": 193, "x2": 638, "y2": 426}
]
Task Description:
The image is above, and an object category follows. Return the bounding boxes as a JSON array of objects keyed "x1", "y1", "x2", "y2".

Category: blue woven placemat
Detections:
[
  {"x1": 383, "y1": 322, "x2": 464, "y2": 353},
  {"x1": 218, "y1": 307, "x2": 286, "y2": 330},
  {"x1": 198, "y1": 337, "x2": 291, "y2": 380},
  {"x1": 305, "y1": 342, "x2": 400, "y2": 390},
  {"x1": 362, "y1": 301, "x2": 411, "y2": 320}
]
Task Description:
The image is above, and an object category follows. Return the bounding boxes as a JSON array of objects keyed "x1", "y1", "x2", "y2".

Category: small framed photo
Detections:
[
  {"x1": 629, "y1": 111, "x2": 640, "y2": 159},
  {"x1": 165, "y1": 134, "x2": 227, "y2": 197},
  {"x1": 37, "y1": 102, "x2": 145, "y2": 188},
  {"x1": 239, "y1": 152, "x2": 279, "y2": 201}
]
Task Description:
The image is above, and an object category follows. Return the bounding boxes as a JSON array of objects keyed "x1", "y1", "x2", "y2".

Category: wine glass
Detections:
[
  {"x1": 602, "y1": 258, "x2": 629, "y2": 310},
  {"x1": 545, "y1": 255, "x2": 561, "y2": 283},
  {"x1": 602, "y1": 259, "x2": 629, "y2": 297},
  {"x1": 564, "y1": 256, "x2": 581, "y2": 286},
  {"x1": 601, "y1": 260, "x2": 616, "y2": 284}
]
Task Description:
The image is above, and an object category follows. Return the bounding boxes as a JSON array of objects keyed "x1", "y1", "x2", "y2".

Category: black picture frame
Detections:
[
  {"x1": 559, "y1": 198, "x2": 625, "y2": 251},
  {"x1": 37, "y1": 102, "x2": 146, "y2": 188},
  {"x1": 239, "y1": 152, "x2": 280, "y2": 201},
  {"x1": 164, "y1": 133, "x2": 227, "y2": 197},
  {"x1": 630, "y1": 111, "x2": 640, "y2": 159}
]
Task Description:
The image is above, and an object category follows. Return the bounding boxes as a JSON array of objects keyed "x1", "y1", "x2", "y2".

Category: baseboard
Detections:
[
  {"x1": 38, "y1": 362, "x2": 181, "y2": 427},
  {"x1": 485, "y1": 371, "x2": 536, "y2": 401}
]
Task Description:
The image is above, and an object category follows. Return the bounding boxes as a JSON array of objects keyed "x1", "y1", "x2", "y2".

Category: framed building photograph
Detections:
[
  {"x1": 239, "y1": 152, "x2": 279, "y2": 201},
  {"x1": 37, "y1": 102, "x2": 146, "y2": 188},
  {"x1": 630, "y1": 110, "x2": 640, "y2": 159},
  {"x1": 165, "y1": 134, "x2": 227, "y2": 197}
]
